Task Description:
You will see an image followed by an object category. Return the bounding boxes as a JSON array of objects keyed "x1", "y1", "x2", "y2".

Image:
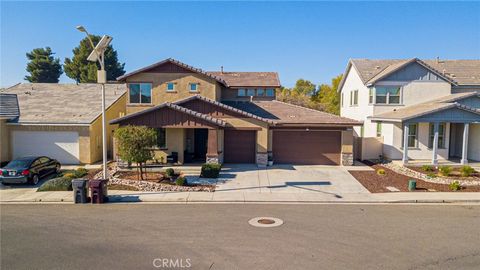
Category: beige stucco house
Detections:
[
  {"x1": 111, "y1": 58, "x2": 360, "y2": 166},
  {"x1": 0, "y1": 83, "x2": 126, "y2": 165}
]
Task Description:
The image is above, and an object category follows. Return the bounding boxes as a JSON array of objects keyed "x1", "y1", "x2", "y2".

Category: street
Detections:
[{"x1": 1, "y1": 204, "x2": 479, "y2": 270}]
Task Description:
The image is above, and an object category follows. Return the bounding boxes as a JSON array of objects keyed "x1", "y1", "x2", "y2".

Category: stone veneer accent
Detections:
[
  {"x1": 341, "y1": 153, "x2": 354, "y2": 166},
  {"x1": 206, "y1": 156, "x2": 219, "y2": 164},
  {"x1": 256, "y1": 153, "x2": 268, "y2": 167}
]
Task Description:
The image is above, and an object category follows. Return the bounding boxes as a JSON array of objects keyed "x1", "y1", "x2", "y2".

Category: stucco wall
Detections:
[
  {"x1": 0, "y1": 120, "x2": 10, "y2": 163},
  {"x1": 151, "y1": 128, "x2": 186, "y2": 164},
  {"x1": 125, "y1": 72, "x2": 221, "y2": 114},
  {"x1": 401, "y1": 81, "x2": 451, "y2": 106}
]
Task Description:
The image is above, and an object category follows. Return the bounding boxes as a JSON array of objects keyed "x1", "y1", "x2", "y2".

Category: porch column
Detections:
[
  {"x1": 432, "y1": 122, "x2": 439, "y2": 165},
  {"x1": 402, "y1": 124, "x2": 409, "y2": 165},
  {"x1": 206, "y1": 128, "x2": 219, "y2": 164},
  {"x1": 461, "y1": 123, "x2": 469, "y2": 165}
]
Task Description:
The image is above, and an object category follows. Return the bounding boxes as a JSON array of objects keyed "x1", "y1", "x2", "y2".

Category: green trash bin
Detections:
[{"x1": 408, "y1": 179, "x2": 416, "y2": 191}]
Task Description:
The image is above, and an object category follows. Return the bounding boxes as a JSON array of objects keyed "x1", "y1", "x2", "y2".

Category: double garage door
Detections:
[
  {"x1": 12, "y1": 131, "x2": 80, "y2": 165},
  {"x1": 273, "y1": 130, "x2": 341, "y2": 165},
  {"x1": 223, "y1": 129, "x2": 342, "y2": 165}
]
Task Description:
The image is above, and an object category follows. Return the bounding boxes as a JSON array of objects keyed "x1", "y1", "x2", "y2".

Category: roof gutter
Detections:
[{"x1": 6, "y1": 122, "x2": 91, "y2": 126}]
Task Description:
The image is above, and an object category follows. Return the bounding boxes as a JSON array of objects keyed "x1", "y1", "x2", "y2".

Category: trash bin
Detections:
[
  {"x1": 89, "y1": 179, "x2": 109, "y2": 204},
  {"x1": 72, "y1": 179, "x2": 90, "y2": 203},
  {"x1": 408, "y1": 179, "x2": 416, "y2": 191}
]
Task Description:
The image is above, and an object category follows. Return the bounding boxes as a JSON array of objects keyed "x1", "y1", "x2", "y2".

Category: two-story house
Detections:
[
  {"x1": 111, "y1": 58, "x2": 361, "y2": 166},
  {"x1": 338, "y1": 58, "x2": 480, "y2": 165}
]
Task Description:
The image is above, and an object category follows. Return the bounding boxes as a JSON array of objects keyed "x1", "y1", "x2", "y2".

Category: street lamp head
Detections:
[{"x1": 76, "y1": 25, "x2": 87, "y2": 33}]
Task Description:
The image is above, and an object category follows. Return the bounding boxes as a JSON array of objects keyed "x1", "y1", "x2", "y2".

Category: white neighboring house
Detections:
[{"x1": 338, "y1": 58, "x2": 480, "y2": 164}]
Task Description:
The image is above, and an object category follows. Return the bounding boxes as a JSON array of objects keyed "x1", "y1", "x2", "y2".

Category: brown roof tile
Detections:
[{"x1": 206, "y1": 72, "x2": 281, "y2": 88}]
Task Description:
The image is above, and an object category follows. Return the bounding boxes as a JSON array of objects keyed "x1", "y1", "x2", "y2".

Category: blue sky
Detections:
[{"x1": 1, "y1": 1, "x2": 479, "y2": 88}]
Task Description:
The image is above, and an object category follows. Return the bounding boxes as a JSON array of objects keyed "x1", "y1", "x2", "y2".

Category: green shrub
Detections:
[
  {"x1": 438, "y1": 166, "x2": 452, "y2": 177},
  {"x1": 460, "y1": 166, "x2": 475, "y2": 177},
  {"x1": 449, "y1": 181, "x2": 461, "y2": 191},
  {"x1": 426, "y1": 173, "x2": 437, "y2": 178},
  {"x1": 421, "y1": 165, "x2": 434, "y2": 172},
  {"x1": 75, "y1": 168, "x2": 88, "y2": 178},
  {"x1": 200, "y1": 163, "x2": 222, "y2": 178},
  {"x1": 37, "y1": 177, "x2": 73, "y2": 192},
  {"x1": 175, "y1": 177, "x2": 187, "y2": 186},
  {"x1": 63, "y1": 173, "x2": 76, "y2": 180},
  {"x1": 165, "y1": 168, "x2": 175, "y2": 178},
  {"x1": 376, "y1": 169, "x2": 386, "y2": 176}
]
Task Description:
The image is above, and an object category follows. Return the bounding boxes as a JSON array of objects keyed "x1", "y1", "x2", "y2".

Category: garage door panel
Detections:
[
  {"x1": 273, "y1": 131, "x2": 341, "y2": 165},
  {"x1": 224, "y1": 130, "x2": 256, "y2": 163},
  {"x1": 12, "y1": 131, "x2": 80, "y2": 164}
]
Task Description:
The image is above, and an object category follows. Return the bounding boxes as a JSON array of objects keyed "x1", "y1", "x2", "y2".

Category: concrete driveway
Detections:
[{"x1": 216, "y1": 164, "x2": 370, "y2": 196}]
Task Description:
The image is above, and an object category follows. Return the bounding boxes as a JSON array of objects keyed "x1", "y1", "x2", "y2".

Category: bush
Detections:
[
  {"x1": 376, "y1": 169, "x2": 386, "y2": 176},
  {"x1": 422, "y1": 165, "x2": 434, "y2": 172},
  {"x1": 165, "y1": 168, "x2": 175, "y2": 178},
  {"x1": 62, "y1": 173, "x2": 76, "y2": 179},
  {"x1": 438, "y1": 166, "x2": 452, "y2": 177},
  {"x1": 200, "y1": 163, "x2": 222, "y2": 178},
  {"x1": 460, "y1": 166, "x2": 475, "y2": 177},
  {"x1": 175, "y1": 177, "x2": 187, "y2": 186},
  {"x1": 449, "y1": 181, "x2": 461, "y2": 191},
  {"x1": 426, "y1": 173, "x2": 437, "y2": 178},
  {"x1": 75, "y1": 168, "x2": 88, "y2": 177},
  {"x1": 37, "y1": 177, "x2": 73, "y2": 192}
]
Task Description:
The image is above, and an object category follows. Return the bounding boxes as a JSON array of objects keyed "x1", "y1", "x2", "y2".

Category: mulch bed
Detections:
[
  {"x1": 349, "y1": 161, "x2": 480, "y2": 193},
  {"x1": 114, "y1": 171, "x2": 171, "y2": 183}
]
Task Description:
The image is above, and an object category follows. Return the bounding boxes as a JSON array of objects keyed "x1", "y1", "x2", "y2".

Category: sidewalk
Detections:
[{"x1": 1, "y1": 188, "x2": 479, "y2": 204}]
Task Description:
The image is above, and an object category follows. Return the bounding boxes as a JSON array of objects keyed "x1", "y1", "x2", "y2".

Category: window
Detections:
[
  {"x1": 376, "y1": 123, "x2": 382, "y2": 137},
  {"x1": 350, "y1": 90, "x2": 358, "y2": 106},
  {"x1": 238, "y1": 88, "x2": 246, "y2": 96},
  {"x1": 189, "y1": 83, "x2": 198, "y2": 92},
  {"x1": 39, "y1": 157, "x2": 50, "y2": 164},
  {"x1": 266, "y1": 88, "x2": 275, "y2": 97},
  {"x1": 428, "y1": 123, "x2": 446, "y2": 149},
  {"x1": 369, "y1": 88, "x2": 374, "y2": 104},
  {"x1": 257, "y1": 88, "x2": 265, "y2": 96},
  {"x1": 156, "y1": 128, "x2": 166, "y2": 149},
  {"x1": 247, "y1": 88, "x2": 255, "y2": 96},
  {"x1": 406, "y1": 123, "x2": 418, "y2": 148},
  {"x1": 375, "y1": 86, "x2": 401, "y2": 104},
  {"x1": 167, "y1": 82, "x2": 175, "y2": 92},
  {"x1": 31, "y1": 159, "x2": 42, "y2": 167},
  {"x1": 129, "y1": 83, "x2": 152, "y2": 104}
]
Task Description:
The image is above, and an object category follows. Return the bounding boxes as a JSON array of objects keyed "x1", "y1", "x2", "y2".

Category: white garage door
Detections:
[{"x1": 12, "y1": 131, "x2": 80, "y2": 164}]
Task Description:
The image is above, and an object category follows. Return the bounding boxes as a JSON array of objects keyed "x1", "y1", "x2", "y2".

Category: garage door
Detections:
[
  {"x1": 12, "y1": 131, "x2": 80, "y2": 164},
  {"x1": 224, "y1": 130, "x2": 256, "y2": 163},
  {"x1": 273, "y1": 130, "x2": 341, "y2": 165}
]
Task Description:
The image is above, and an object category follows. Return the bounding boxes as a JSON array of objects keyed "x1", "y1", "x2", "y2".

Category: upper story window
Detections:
[
  {"x1": 266, "y1": 88, "x2": 275, "y2": 97},
  {"x1": 166, "y1": 82, "x2": 175, "y2": 92},
  {"x1": 369, "y1": 88, "x2": 374, "y2": 104},
  {"x1": 189, "y1": 83, "x2": 198, "y2": 92},
  {"x1": 247, "y1": 88, "x2": 256, "y2": 96},
  {"x1": 257, "y1": 88, "x2": 265, "y2": 96},
  {"x1": 238, "y1": 88, "x2": 246, "y2": 96},
  {"x1": 350, "y1": 90, "x2": 358, "y2": 106},
  {"x1": 129, "y1": 83, "x2": 152, "y2": 104},
  {"x1": 375, "y1": 86, "x2": 401, "y2": 104}
]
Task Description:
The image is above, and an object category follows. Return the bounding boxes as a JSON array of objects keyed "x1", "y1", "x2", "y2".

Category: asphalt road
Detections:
[{"x1": 1, "y1": 204, "x2": 479, "y2": 270}]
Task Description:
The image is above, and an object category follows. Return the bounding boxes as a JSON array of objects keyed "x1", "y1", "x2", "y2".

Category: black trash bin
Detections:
[
  {"x1": 72, "y1": 179, "x2": 89, "y2": 204},
  {"x1": 89, "y1": 179, "x2": 109, "y2": 204}
]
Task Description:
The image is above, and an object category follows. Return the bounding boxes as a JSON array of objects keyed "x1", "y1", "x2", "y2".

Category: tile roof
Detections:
[
  {"x1": 110, "y1": 102, "x2": 227, "y2": 127},
  {"x1": 0, "y1": 93, "x2": 20, "y2": 120},
  {"x1": 1, "y1": 83, "x2": 126, "y2": 124},
  {"x1": 369, "y1": 93, "x2": 480, "y2": 122},
  {"x1": 348, "y1": 58, "x2": 480, "y2": 86},
  {"x1": 206, "y1": 72, "x2": 281, "y2": 88},
  {"x1": 223, "y1": 100, "x2": 362, "y2": 126}
]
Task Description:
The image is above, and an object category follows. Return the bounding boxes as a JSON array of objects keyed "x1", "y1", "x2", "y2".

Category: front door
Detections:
[{"x1": 194, "y1": 129, "x2": 208, "y2": 161}]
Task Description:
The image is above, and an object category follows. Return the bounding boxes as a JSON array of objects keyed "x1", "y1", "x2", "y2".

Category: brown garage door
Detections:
[
  {"x1": 273, "y1": 130, "x2": 341, "y2": 165},
  {"x1": 224, "y1": 130, "x2": 256, "y2": 163}
]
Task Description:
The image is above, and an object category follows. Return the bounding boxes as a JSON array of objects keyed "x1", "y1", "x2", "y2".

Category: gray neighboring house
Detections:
[
  {"x1": 0, "y1": 83, "x2": 127, "y2": 164},
  {"x1": 339, "y1": 58, "x2": 480, "y2": 164}
]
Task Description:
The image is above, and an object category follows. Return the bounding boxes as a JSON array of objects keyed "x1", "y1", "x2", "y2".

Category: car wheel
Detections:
[{"x1": 32, "y1": 175, "x2": 40, "y2": 185}]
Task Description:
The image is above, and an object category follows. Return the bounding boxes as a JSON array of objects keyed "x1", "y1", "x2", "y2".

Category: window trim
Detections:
[
  {"x1": 374, "y1": 86, "x2": 402, "y2": 105},
  {"x1": 189, "y1": 83, "x2": 199, "y2": 93},
  {"x1": 369, "y1": 88, "x2": 374, "y2": 104},
  {"x1": 166, "y1": 82, "x2": 176, "y2": 92},
  {"x1": 428, "y1": 122, "x2": 446, "y2": 149},
  {"x1": 128, "y1": 82, "x2": 153, "y2": 105},
  {"x1": 350, "y1": 90, "x2": 358, "y2": 106},
  {"x1": 266, "y1": 88, "x2": 275, "y2": 97},
  {"x1": 403, "y1": 123, "x2": 418, "y2": 148},
  {"x1": 246, "y1": 88, "x2": 256, "y2": 97},
  {"x1": 237, "y1": 88, "x2": 246, "y2": 97}
]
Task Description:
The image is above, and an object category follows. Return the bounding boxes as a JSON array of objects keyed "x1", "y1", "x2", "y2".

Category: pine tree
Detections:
[{"x1": 24, "y1": 47, "x2": 63, "y2": 83}]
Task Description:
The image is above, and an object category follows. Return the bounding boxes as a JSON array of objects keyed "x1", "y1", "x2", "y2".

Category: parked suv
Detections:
[{"x1": 0, "y1": 156, "x2": 61, "y2": 185}]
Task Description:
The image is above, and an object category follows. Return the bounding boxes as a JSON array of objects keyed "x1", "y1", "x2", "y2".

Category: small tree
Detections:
[
  {"x1": 114, "y1": 126, "x2": 157, "y2": 180},
  {"x1": 24, "y1": 47, "x2": 63, "y2": 83}
]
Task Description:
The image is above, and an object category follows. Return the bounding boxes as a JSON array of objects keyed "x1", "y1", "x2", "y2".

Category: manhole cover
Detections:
[{"x1": 248, "y1": 217, "x2": 283, "y2": 228}]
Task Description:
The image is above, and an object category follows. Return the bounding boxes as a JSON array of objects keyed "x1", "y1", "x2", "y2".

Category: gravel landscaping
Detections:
[{"x1": 349, "y1": 161, "x2": 480, "y2": 193}]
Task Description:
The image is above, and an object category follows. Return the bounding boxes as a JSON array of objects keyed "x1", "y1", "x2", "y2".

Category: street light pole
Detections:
[{"x1": 76, "y1": 26, "x2": 109, "y2": 180}]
